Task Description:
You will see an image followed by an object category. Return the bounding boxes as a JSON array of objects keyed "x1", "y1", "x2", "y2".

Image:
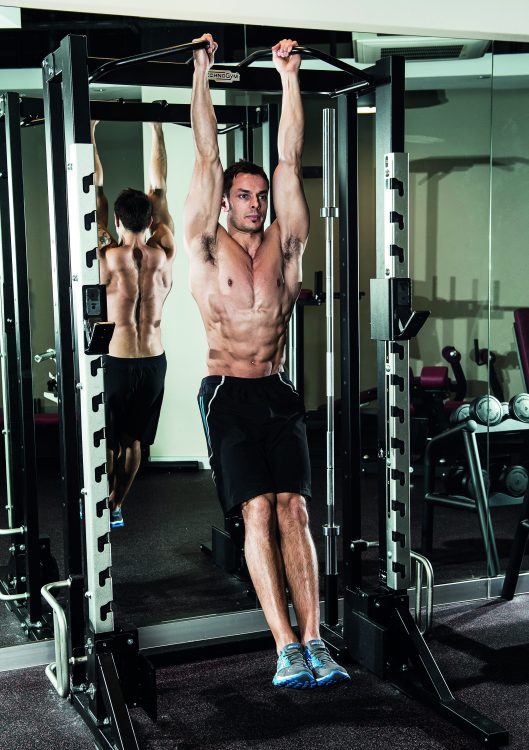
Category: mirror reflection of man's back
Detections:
[
  {"x1": 101, "y1": 202, "x2": 172, "y2": 358},
  {"x1": 92, "y1": 121, "x2": 176, "y2": 528}
]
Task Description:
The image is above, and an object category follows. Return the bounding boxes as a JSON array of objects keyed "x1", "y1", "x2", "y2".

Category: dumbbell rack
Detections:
[{"x1": 422, "y1": 417, "x2": 529, "y2": 577}]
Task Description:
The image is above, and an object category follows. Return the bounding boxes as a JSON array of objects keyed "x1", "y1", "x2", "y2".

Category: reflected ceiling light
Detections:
[
  {"x1": 0, "y1": 6, "x2": 20, "y2": 29},
  {"x1": 358, "y1": 92, "x2": 375, "y2": 114},
  {"x1": 406, "y1": 134, "x2": 445, "y2": 144}
]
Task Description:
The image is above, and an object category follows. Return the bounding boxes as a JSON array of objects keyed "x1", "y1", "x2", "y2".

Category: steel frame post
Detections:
[
  {"x1": 373, "y1": 57, "x2": 407, "y2": 587},
  {"x1": 320, "y1": 108, "x2": 340, "y2": 626},
  {"x1": 337, "y1": 93, "x2": 361, "y2": 589},
  {"x1": 0, "y1": 92, "x2": 43, "y2": 628},
  {"x1": 42, "y1": 45, "x2": 87, "y2": 664},
  {"x1": 43, "y1": 34, "x2": 120, "y2": 735}
]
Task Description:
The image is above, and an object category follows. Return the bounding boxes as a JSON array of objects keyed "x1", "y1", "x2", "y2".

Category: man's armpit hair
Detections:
[
  {"x1": 201, "y1": 233, "x2": 216, "y2": 264},
  {"x1": 282, "y1": 236, "x2": 302, "y2": 264}
]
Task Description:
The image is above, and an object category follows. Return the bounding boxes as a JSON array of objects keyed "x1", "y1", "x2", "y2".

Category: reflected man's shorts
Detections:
[{"x1": 104, "y1": 353, "x2": 166, "y2": 450}]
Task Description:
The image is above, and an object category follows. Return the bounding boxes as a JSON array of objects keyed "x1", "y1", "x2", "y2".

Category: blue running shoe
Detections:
[
  {"x1": 110, "y1": 507, "x2": 124, "y2": 528},
  {"x1": 272, "y1": 643, "x2": 317, "y2": 689},
  {"x1": 304, "y1": 639, "x2": 350, "y2": 686}
]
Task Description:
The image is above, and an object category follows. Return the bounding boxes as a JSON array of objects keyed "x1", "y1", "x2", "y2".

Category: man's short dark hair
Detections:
[
  {"x1": 223, "y1": 160, "x2": 269, "y2": 197},
  {"x1": 114, "y1": 188, "x2": 152, "y2": 233}
]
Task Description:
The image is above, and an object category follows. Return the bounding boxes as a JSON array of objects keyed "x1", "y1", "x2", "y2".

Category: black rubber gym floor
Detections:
[{"x1": 2, "y1": 595, "x2": 529, "y2": 749}]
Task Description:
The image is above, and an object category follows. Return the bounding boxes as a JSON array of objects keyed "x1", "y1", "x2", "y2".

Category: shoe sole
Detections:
[
  {"x1": 316, "y1": 671, "x2": 351, "y2": 687},
  {"x1": 110, "y1": 519, "x2": 124, "y2": 528},
  {"x1": 273, "y1": 672, "x2": 317, "y2": 689}
]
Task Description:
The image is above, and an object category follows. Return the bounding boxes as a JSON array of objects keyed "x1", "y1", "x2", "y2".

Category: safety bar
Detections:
[
  {"x1": 0, "y1": 525, "x2": 24, "y2": 535},
  {"x1": 410, "y1": 550, "x2": 434, "y2": 635},
  {"x1": 238, "y1": 45, "x2": 374, "y2": 91},
  {"x1": 0, "y1": 589, "x2": 29, "y2": 602},
  {"x1": 89, "y1": 39, "x2": 209, "y2": 84},
  {"x1": 41, "y1": 579, "x2": 71, "y2": 697},
  {"x1": 34, "y1": 348, "x2": 56, "y2": 364}
]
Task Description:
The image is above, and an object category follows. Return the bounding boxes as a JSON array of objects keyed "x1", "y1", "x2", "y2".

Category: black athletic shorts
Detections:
[
  {"x1": 197, "y1": 373, "x2": 312, "y2": 516},
  {"x1": 104, "y1": 353, "x2": 167, "y2": 451}
]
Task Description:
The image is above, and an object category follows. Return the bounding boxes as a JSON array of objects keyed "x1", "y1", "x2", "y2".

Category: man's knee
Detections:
[
  {"x1": 241, "y1": 493, "x2": 276, "y2": 532},
  {"x1": 276, "y1": 493, "x2": 309, "y2": 528}
]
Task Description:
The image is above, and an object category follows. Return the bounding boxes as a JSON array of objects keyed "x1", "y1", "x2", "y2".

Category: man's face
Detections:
[{"x1": 222, "y1": 173, "x2": 269, "y2": 234}]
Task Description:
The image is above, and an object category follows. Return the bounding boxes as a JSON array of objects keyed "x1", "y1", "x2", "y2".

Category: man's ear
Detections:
[{"x1": 221, "y1": 195, "x2": 229, "y2": 214}]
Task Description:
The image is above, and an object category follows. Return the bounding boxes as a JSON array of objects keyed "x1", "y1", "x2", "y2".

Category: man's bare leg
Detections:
[
  {"x1": 275, "y1": 491, "x2": 350, "y2": 686},
  {"x1": 276, "y1": 492, "x2": 321, "y2": 644},
  {"x1": 241, "y1": 494, "x2": 298, "y2": 651},
  {"x1": 109, "y1": 434, "x2": 142, "y2": 511}
]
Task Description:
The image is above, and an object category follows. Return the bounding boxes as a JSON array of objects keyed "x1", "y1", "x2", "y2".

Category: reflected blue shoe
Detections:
[
  {"x1": 304, "y1": 639, "x2": 350, "y2": 686},
  {"x1": 110, "y1": 507, "x2": 124, "y2": 528},
  {"x1": 272, "y1": 643, "x2": 316, "y2": 689}
]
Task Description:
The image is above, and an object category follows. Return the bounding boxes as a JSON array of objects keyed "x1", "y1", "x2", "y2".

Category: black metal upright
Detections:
[
  {"x1": 0, "y1": 92, "x2": 44, "y2": 631},
  {"x1": 261, "y1": 102, "x2": 279, "y2": 223}
]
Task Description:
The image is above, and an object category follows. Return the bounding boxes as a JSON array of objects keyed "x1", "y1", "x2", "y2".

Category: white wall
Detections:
[
  {"x1": 489, "y1": 85, "x2": 529, "y2": 397},
  {"x1": 406, "y1": 88, "x2": 493, "y2": 395},
  {"x1": 10, "y1": 1, "x2": 529, "y2": 42}
]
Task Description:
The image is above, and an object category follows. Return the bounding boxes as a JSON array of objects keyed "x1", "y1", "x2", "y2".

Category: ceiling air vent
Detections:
[{"x1": 352, "y1": 34, "x2": 489, "y2": 64}]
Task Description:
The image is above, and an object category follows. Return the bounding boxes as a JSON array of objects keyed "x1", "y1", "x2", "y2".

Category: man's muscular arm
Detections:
[
  {"x1": 183, "y1": 33, "x2": 224, "y2": 256},
  {"x1": 271, "y1": 39, "x2": 309, "y2": 257},
  {"x1": 148, "y1": 122, "x2": 176, "y2": 259},
  {"x1": 91, "y1": 120, "x2": 116, "y2": 253}
]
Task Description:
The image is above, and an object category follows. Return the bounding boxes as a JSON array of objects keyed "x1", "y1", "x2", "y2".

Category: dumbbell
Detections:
[
  {"x1": 450, "y1": 395, "x2": 503, "y2": 427},
  {"x1": 498, "y1": 464, "x2": 529, "y2": 497},
  {"x1": 468, "y1": 395, "x2": 503, "y2": 426},
  {"x1": 507, "y1": 393, "x2": 529, "y2": 423},
  {"x1": 444, "y1": 465, "x2": 490, "y2": 499}
]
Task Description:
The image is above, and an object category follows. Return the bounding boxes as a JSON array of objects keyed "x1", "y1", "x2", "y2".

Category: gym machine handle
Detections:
[
  {"x1": 34, "y1": 348, "x2": 56, "y2": 364},
  {"x1": 89, "y1": 39, "x2": 210, "y2": 84},
  {"x1": 237, "y1": 46, "x2": 374, "y2": 91},
  {"x1": 41, "y1": 578, "x2": 72, "y2": 698}
]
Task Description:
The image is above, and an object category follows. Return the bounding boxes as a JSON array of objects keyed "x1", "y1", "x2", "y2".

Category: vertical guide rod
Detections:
[{"x1": 321, "y1": 108, "x2": 340, "y2": 626}]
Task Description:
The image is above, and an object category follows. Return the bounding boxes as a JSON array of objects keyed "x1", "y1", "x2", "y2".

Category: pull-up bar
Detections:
[
  {"x1": 239, "y1": 45, "x2": 374, "y2": 90},
  {"x1": 87, "y1": 39, "x2": 376, "y2": 96},
  {"x1": 89, "y1": 38, "x2": 209, "y2": 84}
]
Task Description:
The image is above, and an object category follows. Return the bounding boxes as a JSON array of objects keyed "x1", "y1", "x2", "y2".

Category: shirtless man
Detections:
[
  {"x1": 92, "y1": 121, "x2": 175, "y2": 528},
  {"x1": 185, "y1": 34, "x2": 349, "y2": 688}
]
